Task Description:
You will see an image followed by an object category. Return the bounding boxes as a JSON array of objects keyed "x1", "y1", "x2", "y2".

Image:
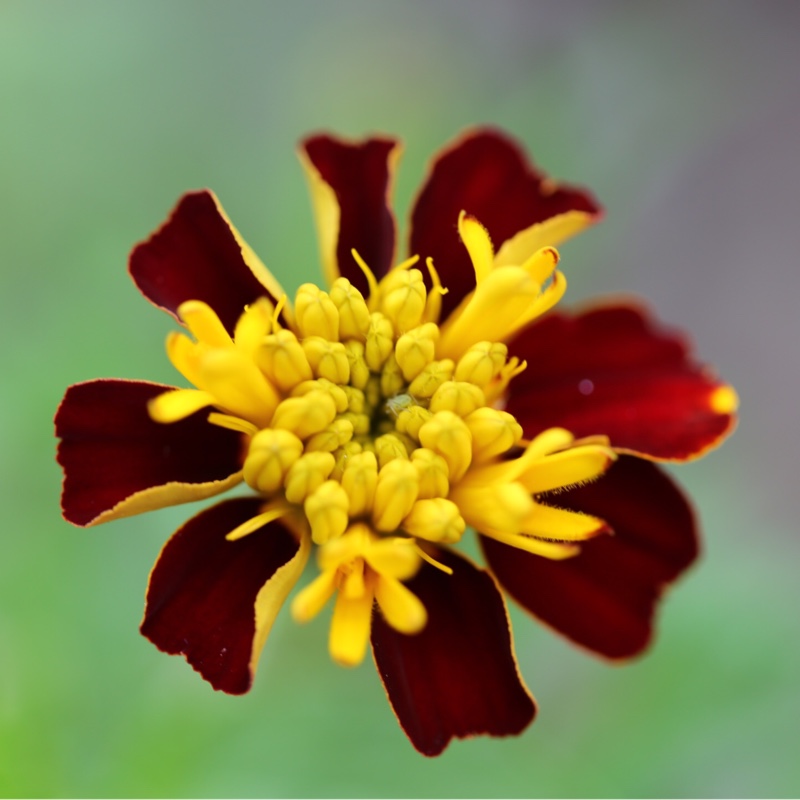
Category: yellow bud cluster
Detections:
[{"x1": 153, "y1": 242, "x2": 615, "y2": 668}]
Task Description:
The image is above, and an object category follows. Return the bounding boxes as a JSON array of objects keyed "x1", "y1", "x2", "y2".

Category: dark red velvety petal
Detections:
[
  {"x1": 482, "y1": 456, "x2": 698, "y2": 659},
  {"x1": 129, "y1": 190, "x2": 284, "y2": 334},
  {"x1": 141, "y1": 498, "x2": 301, "y2": 694},
  {"x1": 371, "y1": 547, "x2": 535, "y2": 757},
  {"x1": 55, "y1": 380, "x2": 244, "y2": 526},
  {"x1": 302, "y1": 135, "x2": 399, "y2": 296},
  {"x1": 409, "y1": 128, "x2": 601, "y2": 320},
  {"x1": 506, "y1": 303, "x2": 737, "y2": 461}
]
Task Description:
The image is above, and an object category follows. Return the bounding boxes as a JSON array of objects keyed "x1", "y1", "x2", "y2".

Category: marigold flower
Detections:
[{"x1": 55, "y1": 129, "x2": 737, "y2": 756}]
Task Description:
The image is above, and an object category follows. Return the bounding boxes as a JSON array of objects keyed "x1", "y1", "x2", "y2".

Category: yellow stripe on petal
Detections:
[
  {"x1": 210, "y1": 191, "x2": 290, "y2": 319},
  {"x1": 249, "y1": 525, "x2": 310, "y2": 677},
  {"x1": 374, "y1": 575, "x2": 427, "y2": 634},
  {"x1": 148, "y1": 388, "x2": 215, "y2": 422},
  {"x1": 493, "y1": 209, "x2": 598, "y2": 268}
]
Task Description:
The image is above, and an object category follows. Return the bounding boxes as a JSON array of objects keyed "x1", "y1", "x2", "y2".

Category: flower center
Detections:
[{"x1": 148, "y1": 240, "x2": 617, "y2": 666}]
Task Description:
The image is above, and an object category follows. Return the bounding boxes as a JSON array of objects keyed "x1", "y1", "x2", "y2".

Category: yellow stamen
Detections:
[
  {"x1": 243, "y1": 429, "x2": 304, "y2": 494},
  {"x1": 257, "y1": 329, "x2": 313, "y2": 392},
  {"x1": 295, "y1": 283, "x2": 340, "y2": 341},
  {"x1": 429, "y1": 380, "x2": 486, "y2": 417},
  {"x1": 418, "y1": 410, "x2": 472, "y2": 483},
  {"x1": 329, "y1": 277, "x2": 370, "y2": 340},
  {"x1": 271, "y1": 391, "x2": 337, "y2": 439},
  {"x1": 305, "y1": 480, "x2": 350, "y2": 545},
  {"x1": 402, "y1": 498, "x2": 465, "y2": 543},
  {"x1": 395, "y1": 323, "x2": 439, "y2": 382},
  {"x1": 284, "y1": 451, "x2": 336, "y2": 504},
  {"x1": 373, "y1": 459, "x2": 419, "y2": 532},
  {"x1": 225, "y1": 504, "x2": 290, "y2": 541},
  {"x1": 302, "y1": 337, "x2": 350, "y2": 383}
]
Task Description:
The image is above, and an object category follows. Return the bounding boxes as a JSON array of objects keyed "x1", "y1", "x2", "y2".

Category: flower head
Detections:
[{"x1": 55, "y1": 129, "x2": 737, "y2": 756}]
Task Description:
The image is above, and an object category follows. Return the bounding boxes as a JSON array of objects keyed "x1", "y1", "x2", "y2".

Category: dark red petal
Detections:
[
  {"x1": 371, "y1": 548, "x2": 535, "y2": 757},
  {"x1": 55, "y1": 379, "x2": 244, "y2": 526},
  {"x1": 409, "y1": 128, "x2": 601, "y2": 320},
  {"x1": 140, "y1": 498, "x2": 301, "y2": 694},
  {"x1": 301, "y1": 135, "x2": 399, "y2": 295},
  {"x1": 482, "y1": 456, "x2": 698, "y2": 660},
  {"x1": 506, "y1": 303, "x2": 737, "y2": 461},
  {"x1": 129, "y1": 190, "x2": 284, "y2": 334}
]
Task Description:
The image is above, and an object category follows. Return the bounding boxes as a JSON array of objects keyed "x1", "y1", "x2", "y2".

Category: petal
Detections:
[
  {"x1": 129, "y1": 190, "x2": 286, "y2": 335},
  {"x1": 371, "y1": 547, "x2": 535, "y2": 757},
  {"x1": 55, "y1": 379, "x2": 244, "y2": 527},
  {"x1": 506, "y1": 303, "x2": 738, "y2": 461},
  {"x1": 482, "y1": 456, "x2": 698, "y2": 660},
  {"x1": 141, "y1": 499, "x2": 308, "y2": 694},
  {"x1": 409, "y1": 128, "x2": 601, "y2": 320},
  {"x1": 300, "y1": 134, "x2": 401, "y2": 295}
]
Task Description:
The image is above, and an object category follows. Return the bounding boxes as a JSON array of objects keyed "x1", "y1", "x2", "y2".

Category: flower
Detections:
[{"x1": 55, "y1": 129, "x2": 737, "y2": 756}]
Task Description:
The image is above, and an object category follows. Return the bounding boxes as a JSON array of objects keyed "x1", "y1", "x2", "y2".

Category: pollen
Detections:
[{"x1": 150, "y1": 240, "x2": 617, "y2": 667}]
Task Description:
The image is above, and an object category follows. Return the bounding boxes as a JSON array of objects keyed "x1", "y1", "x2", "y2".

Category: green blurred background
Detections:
[{"x1": 2, "y1": 1, "x2": 798, "y2": 796}]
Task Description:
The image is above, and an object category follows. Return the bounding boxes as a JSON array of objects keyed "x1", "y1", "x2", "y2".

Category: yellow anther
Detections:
[
  {"x1": 411, "y1": 448, "x2": 450, "y2": 499},
  {"x1": 284, "y1": 451, "x2": 336, "y2": 504},
  {"x1": 178, "y1": 300, "x2": 233, "y2": 348},
  {"x1": 374, "y1": 432, "x2": 412, "y2": 468},
  {"x1": 365, "y1": 312, "x2": 394, "y2": 372},
  {"x1": 233, "y1": 297, "x2": 274, "y2": 355},
  {"x1": 465, "y1": 407, "x2": 523, "y2": 462},
  {"x1": 331, "y1": 440, "x2": 363, "y2": 481},
  {"x1": 380, "y1": 353, "x2": 405, "y2": 399},
  {"x1": 418, "y1": 410, "x2": 473, "y2": 483},
  {"x1": 395, "y1": 322, "x2": 439, "y2": 382},
  {"x1": 302, "y1": 337, "x2": 350, "y2": 384},
  {"x1": 305, "y1": 418, "x2": 354, "y2": 453},
  {"x1": 243, "y1": 428, "x2": 304, "y2": 493},
  {"x1": 343, "y1": 340, "x2": 370, "y2": 389},
  {"x1": 197, "y1": 348, "x2": 279, "y2": 428},
  {"x1": 379, "y1": 267, "x2": 426, "y2": 332},
  {"x1": 291, "y1": 378, "x2": 349, "y2": 413},
  {"x1": 454, "y1": 341, "x2": 509, "y2": 388},
  {"x1": 341, "y1": 385, "x2": 365, "y2": 414},
  {"x1": 305, "y1": 479, "x2": 350, "y2": 545},
  {"x1": 423, "y1": 257, "x2": 447, "y2": 324},
  {"x1": 329, "y1": 277, "x2": 370, "y2": 340},
  {"x1": 408, "y1": 359, "x2": 455, "y2": 399},
  {"x1": 437, "y1": 266, "x2": 541, "y2": 359},
  {"x1": 402, "y1": 498, "x2": 465, "y2": 544},
  {"x1": 374, "y1": 574, "x2": 427, "y2": 635},
  {"x1": 270, "y1": 390, "x2": 337, "y2": 439},
  {"x1": 395, "y1": 405, "x2": 432, "y2": 441},
  {"x1": 373, "y1": 459, "x2": 420, "y2": 532},
  {"x1": 256, "y1": 329, "x2": 313, "y2": 392},
  {"x1": 337, "y1": 411, "x2": 371, "y2": 436},
  {"x1": 340, "y1": 451, "x2": 379, "y2": 517},
  {"x1": 429, "y1": 380, "x2": 486, "y2": 417},
  {"x1": 294, "y1": 283, "x2": 340, "y2": 341}
]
